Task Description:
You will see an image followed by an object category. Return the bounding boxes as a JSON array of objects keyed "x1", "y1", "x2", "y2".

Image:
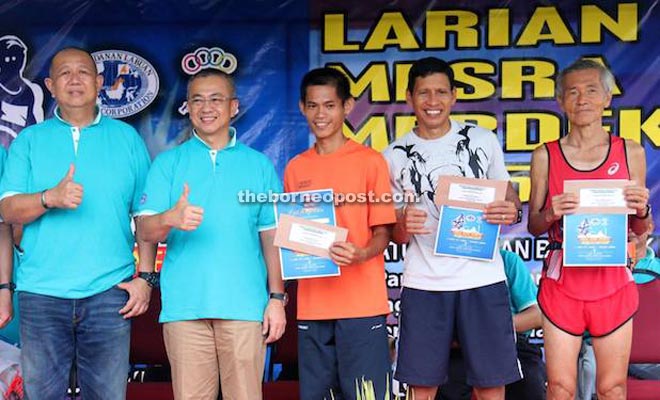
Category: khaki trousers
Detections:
[{"x1": 163, "y1": 319, "x2": 266, "y2": 400}]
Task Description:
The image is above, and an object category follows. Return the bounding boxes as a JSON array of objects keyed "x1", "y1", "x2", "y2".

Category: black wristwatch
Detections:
[
  {"x1": 137, "y1": 272, "x2": 160, "y2": 288},
  {"x1": 269, "y1": 292, "x2": 288, "y2": 306},
  {"x1": 0, "y1": 282, "x2": 15, "y2": 292},
  {"x1": 513, "y1": 209, "x2": 523, "y2": 225},
  {"x1": 635, "y1": 204, "x2": 652, "y2": 219}
]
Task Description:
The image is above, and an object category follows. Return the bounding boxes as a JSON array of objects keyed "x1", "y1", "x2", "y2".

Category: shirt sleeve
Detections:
[
  {"x1": 283, "y1": 162, "x2": 294, "y2": 193},
  {"x1": 382, "y1": 146, "x2": 405, "y2": 211},
  {"x1": 135, "y1": 152, "x2": 173, "y2": 216},
  {"x1": 367, "y1": 153, "x2": 397, "y2": 227},
  {"x1": 0, "y1": 147, "x2": 6, "y2": 177},
  {"x1": 130, "y1": 130, "x2": 153, "y2": 214},
  {"x1": 501, "y1": 250, "x2": 538, "y2": 313},
  {"x1": 0, "y1": 132, "x2": 31, "y2": 200},
  {"x1": 0, "y1": 147, "x2": 5, "y2": 223},
  {"x1": 257, "y1": 158, "x2": 282, "y2": 231},
  {"x1": 485, "y1": 131, "x2": 511, "y2": 181}
]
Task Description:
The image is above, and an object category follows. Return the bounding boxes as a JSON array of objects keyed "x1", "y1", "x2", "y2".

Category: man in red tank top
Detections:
[{"x1": 528, "y1": 59, "x2": 651, "y2": 400}]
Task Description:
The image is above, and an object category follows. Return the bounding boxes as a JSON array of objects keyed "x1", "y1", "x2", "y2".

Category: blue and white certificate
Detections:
[
  {"x1": 275, "y1": 188, "x2": 341, "y2": 279},
  {"x1": 563, "y1": 213, "x2": 628, "y2": 267},
  {"x1": 434, "y1": 205, "x2": 500, "y2": 261}
]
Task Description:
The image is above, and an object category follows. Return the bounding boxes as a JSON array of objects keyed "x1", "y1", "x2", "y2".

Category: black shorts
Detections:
[
  {"x1": 394, "y1": 282, "x2": 523, "y2": 388},
  {"x1": 298, "y1": 315, "x2": 391, "y2": 400}
]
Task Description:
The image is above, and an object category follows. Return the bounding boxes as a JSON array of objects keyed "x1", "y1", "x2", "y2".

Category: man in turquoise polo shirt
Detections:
[
  {"x1": 0, "y1": 47, "x2": 156, "y2": 400},
  {"x1": 137, "y1": 69, "x2": 286, "y2": 400},
  {"x1": 0, "y1": 146, "x2": 13, "y2": 331}
]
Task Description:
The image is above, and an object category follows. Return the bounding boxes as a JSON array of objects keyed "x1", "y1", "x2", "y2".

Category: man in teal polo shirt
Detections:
[
  {"x1": 137, "y1": 69, "x2": 286, "y2": 400},
  {"x1": 0, "y1": 47, "x2": 156, "y2": 400}
]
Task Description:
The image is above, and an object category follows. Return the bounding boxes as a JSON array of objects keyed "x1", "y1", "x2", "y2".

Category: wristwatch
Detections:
[
  {"x1": 513, "y1": 209, "x2": 523, "y2": 224},
  {"x1": 636, "y1": 204, "x2": 652, "y2": 219},
  {"x1": 269, "y1": 292, "x2": 289, "y2": 306},
  {"x1": 0, "y1": 282, "x2": 15, "y2": 292},
  {"x1": 137, "y1": 272, "x2": 160, "y2": 288}
]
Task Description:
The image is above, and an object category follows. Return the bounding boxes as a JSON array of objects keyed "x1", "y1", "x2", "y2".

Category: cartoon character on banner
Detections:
[{"x1": 0, "y1": 35, "x2": 44, "y2": 148}]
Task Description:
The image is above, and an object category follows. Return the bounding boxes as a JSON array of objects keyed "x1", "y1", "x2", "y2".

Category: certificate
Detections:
[
  {"x1": 434, "y1": 206, "x2": 500, "y2": 261},
  {"x1": 433, "y1": 176, "x2": 507, "y2": 261},
  {"x1": 274, "y1": 214, "x2": 348, "y2": 259},
  {"x1": 275, "y1": 189, "x2": 342, "y2": 280},
  {"x1": 563, "y1": 213, "x2": 628, "y2": 266},
  {"x1": 562, "y1": 180, "x2": 631, "y2": 267},
  {"x1": 564, "y1": 180, "x2": 634, "y2": 214},
  {"x1": 435, "y1": 175, "x2": 508, "y2": 209}
]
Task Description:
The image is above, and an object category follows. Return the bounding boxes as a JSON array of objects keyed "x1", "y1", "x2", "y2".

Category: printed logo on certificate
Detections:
[
  {"x1": 563, "y1": 214, "x2": 628, "y2": 266},
  {"x1": 274, "y1": 189, "x2": 344, "y2": 280},
  {"x1": 434, "y1": 205, "x2": 500, "y2": 261},
  {"x1": 432, "y1": 176, "x2": 507, "y2": 261},
  {"x1": 562, "y1": 180, "x2": 631, "y2": 267}
]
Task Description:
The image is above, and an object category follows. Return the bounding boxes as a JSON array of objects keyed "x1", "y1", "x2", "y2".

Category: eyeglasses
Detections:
[{"x1": 188, "y1": 96, "x2": 236, "y2": 109}]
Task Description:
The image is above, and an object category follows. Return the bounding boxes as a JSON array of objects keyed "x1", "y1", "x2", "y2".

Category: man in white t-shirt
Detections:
[{"x1": 383, "y1": 57, "x2": 523, "y2": 400}]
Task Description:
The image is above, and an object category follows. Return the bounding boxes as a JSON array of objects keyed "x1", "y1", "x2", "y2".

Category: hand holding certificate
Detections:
[
  {"x1": 562, "y1": 180, "x2": 630, "y2": 267},
  {"x1": 564, "y1": 180, "x2": 635, "y2": 214},
  {"x1": 433, "y1": 176, "x2": 508, "y2": 261},
  {"x1": 274, "y1": 214, "x2": 348, "y2": 259},
  {"x1": 435, "y1": 176, "x2": 508, "y2": 209}
]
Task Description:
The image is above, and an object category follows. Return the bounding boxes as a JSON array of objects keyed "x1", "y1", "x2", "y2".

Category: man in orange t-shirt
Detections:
[{"x1": 284, "y1": 67, "x2": 396, "y2": 400}]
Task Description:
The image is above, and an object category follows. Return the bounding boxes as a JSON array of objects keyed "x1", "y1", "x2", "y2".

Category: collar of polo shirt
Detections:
[
  {"x1": 54, "y1": 106, "x2": 102, "y2": 128},
  {"x1": 191, "y1": 126, "x2": 237, "y2": 150}
]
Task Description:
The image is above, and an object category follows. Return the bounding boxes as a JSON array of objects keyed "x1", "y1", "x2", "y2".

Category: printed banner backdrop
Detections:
[
  {"x1": 0, "y1": 0, "x2": 659, "y2": 348},
  {"x1": 307, "y1": 0, "x2": 660, "y2": 341}
]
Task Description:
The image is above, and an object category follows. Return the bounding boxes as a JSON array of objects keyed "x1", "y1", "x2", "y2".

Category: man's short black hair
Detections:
[
  {"x1": 187, "y1": 69, "x2": 236, "y2": 98},
  {"x1": 300, "y1": 67, "x2": 352, "y2": 103},
  {"x1": 407, "y1": 57, "x2": 455, "y2": 94}
]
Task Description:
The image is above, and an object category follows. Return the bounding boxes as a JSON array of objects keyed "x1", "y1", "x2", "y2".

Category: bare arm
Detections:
[
  {"x1": 527, "y1": 145, "x2": 578, "y2": 236},
  {"x1": 528, "y1": 146, "x2": 552, "y2": 236},
  {"x1": 137, "y1": 212, "x2": 176, "y2": 243},
  {"x1": 117, "y1": 224, "x2": 157, "y2": 319},
  {"x1": 512, "y1": 304, "x2": 542, "y2": 333},
  {"x1": 260, "y1": 228, "x2": 285, "y2": 344},
  {"x1": 137, "y1": 183, "x2": 204, "y2": 243},
  {"x1": 507, "y1": 181, "x2": 522, "y2": 211},
  {"x1": 135, "y1": 231, "x2": 158, "y2": 275},
  {"x1": 391, "y1": 207, "x2": 410, "y2": 245},
  {"x1": 625, "y1": 140, "x2": 652, "y2": 235},
  {"x1": 261, "y1": 229, "x2": 284, "y2": 295},
  {"x1": 0, "y1": 223, "x2": 13, "y2": 328},
  {"x1": 0, "y1": 164, "x2": 82, "y2": 225},
  {"x1": 330, "y1": 224, "x2": 393, "y2": 266},
  {"x1": 0, "y1": 193, "x2": 48, "y2": 225}
]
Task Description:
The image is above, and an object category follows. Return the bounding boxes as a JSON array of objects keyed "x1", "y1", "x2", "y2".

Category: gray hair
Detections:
[{"x1": 556, "y1": 59, "x2": 615, "y2": 98}]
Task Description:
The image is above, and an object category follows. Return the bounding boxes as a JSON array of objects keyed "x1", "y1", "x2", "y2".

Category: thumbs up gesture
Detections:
[
  {"x1": 403, "y1": 190, "x2": 431, "y2": 235},
  {"x1": 47, "y1": 164, "x2": 83, "y2": 209},
  {"x1": 169, "y1": 183, "x2": 204, "y2": 231}
]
